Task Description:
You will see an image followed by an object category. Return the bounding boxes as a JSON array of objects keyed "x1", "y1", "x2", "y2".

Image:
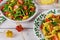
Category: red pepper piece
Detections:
[
  {"x1": 16, "y1": 25, "x2": 24, "y2": 32},
  {"x1": 45, "y1": 18, "x2": 50, "y2": 22}
]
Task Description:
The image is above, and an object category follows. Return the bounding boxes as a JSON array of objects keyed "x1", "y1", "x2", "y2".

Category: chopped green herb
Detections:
[
  {"x1": 45, "y1": 27, "x2": 49, "y2": 32},
  {"x1": 51, "y1": 21, "x2": 57, "y2": 26}
]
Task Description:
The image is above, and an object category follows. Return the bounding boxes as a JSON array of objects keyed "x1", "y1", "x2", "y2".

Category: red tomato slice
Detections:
[
  {"x1": 4, "y1": 12, "x2": 9, "y2": 15},
  {"x1": 52, "y1": 35, "x2": 58, "y2": 40},
  {"x1": 0, "y1": 0, "x2": 3, "y2": 3},
  {"x1": 16, "y1": 25, "x2": 24, "y2": 32},
  {"x1": 18, "y1": 0, "x2": 23, "y2": 4}
]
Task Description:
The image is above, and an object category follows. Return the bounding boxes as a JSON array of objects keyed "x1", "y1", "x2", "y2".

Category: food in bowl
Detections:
[
  {"x1": 40, "y1": 13, "x2": 60, "y2": 40},
  {"x1": 39, "y1": 0, "x2": 55, "y2": 5},
  {"x1": 0, "y1": 0, "x2": 36, "y2": 21}
]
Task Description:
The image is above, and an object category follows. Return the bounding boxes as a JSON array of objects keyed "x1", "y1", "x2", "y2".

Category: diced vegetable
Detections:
[
  {"x1": 6, "y1": 30, "x2": 13, "y2": 37},
  {"x1": 40, "y1": 24, "x2": 43, "y2": 30},
  {"x1": 16, "y1": 25, "x2": 24, "y2": 32},
  {"x1": 30, "y1": 6, "x2": 35, "y2": 12},
  {"x1": 0, "y1": 6, "x2": 4, "y2": 10},
  {"x1": 45, "y1": 18, "x2": 50, "y2": 22},
  {"x1": 4, "y1": 11, "x2": 9, "y2": 16},
  {"x1": 45, "y1": 13, "x2": 54, "y2": 18},
  {"x1": 11, "y1": 0, "x2": 14, "y2": 2},
  {"x1": 51, "y1": 21, "x2": 57, "y2": 26},
  {"x1": 52, "y1": 35, "x2": 58, "y2": 40},
  {"x1": 23, "y1": 16, "x2": 28, "y2": 20}
]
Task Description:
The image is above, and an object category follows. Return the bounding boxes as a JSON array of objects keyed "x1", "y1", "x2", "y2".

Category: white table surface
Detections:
[{"x1": 0, "y1": 0, "x2": 58, "y2": 40}]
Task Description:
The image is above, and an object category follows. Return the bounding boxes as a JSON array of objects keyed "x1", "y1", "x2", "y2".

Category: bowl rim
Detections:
[{"x1": 0, "y1": 2, "x2": 39, "y2": 22}]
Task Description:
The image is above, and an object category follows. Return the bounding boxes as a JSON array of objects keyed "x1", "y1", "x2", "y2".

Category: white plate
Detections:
[{"x1": 33, "y1": 9, "x2": 60, "y2": 40}]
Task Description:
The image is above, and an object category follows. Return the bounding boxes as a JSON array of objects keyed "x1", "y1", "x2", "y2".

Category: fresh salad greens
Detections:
[{"x1": 0, "y1": 0, "x2": 36, "y2": 21}]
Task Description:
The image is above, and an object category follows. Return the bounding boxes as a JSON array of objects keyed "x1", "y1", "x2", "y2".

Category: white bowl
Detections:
[{"x1": 0, "y1": 3, "x2": 38, "y2": 22}]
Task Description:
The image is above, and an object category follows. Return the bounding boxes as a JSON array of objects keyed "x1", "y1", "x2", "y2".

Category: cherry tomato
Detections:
[
  {"x1": 11, "y1": 16, "x2": 15, "y2": 19},
  {"x1": 16, "y1": 25, "x2": 24, "y2": 32},
  {"x1": 30, "y1": 7, "x2": 35, "y2": 12},
  {"x1": 19, "y1": 16, "x2": 23, "y2": 19},
  {"x1": 45, "y1": 18, "x2": 50, "y2": 22},
  {"x1": 18, "y1": 0, "x2": 23, "y2": 4},
  {"x1": 14, "y1": 5, "x2": 18, "y2": 10},
  {"x1": 0, "y1": 6, "x2": 4, "y2": 10},
  {"x1": 52, "y1": 35, "x2": 58, "y2": 40},
  {"x1": 0, "y1": 0, "x2": 3, "y2": 3},
  {"x1": 23, "y1": 6, "x2": 28, "y2": 10},
  {"x1": 25, "y1": 12, "x2": 28, "y2": 16},
  {"x1": 4, "y1": 12, "x2": 9, "y2": 15}
]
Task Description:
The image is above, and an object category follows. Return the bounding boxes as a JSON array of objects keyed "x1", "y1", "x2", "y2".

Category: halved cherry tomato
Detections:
[
  {"x1": 25, "y1": 12, "x2": 28, "y2": 16},
  {"x1": 30, "y1": 7, "x2": 35, "y2": 12},
  {"x1": 10, "y1": 16, "x2": 15, "y2": 19},
  {"x1": 18, "y1": 0, "x2": 23, "y2": 4},
  {"x1": 52, "y1": 35, "x2": 58, "y2": 40},
  {"x1": 16, "y1": 25, "x2": 24, "y2": 32},
  {"x1": 45, "y1": 18, "x2": 50, "y2": 22},
  {"x1": 4, "y1": 12, "x2": 9, "y2": 15},
  {"x1": 23, "y1": 6, "x2": 28, "y2": 10},
  {"x1": 5, "y1": 2, "x2": 9, "y2": 4},
  {"x1": 19, "y1": 16, "x2": 23, "y2": 19},
  {"x1": 0, "y1": 6, "x2": 4, "y2": 10},
  {"x1": 0, "y1": 0, "x2": 3, "y2": 3},
  {"x1": 13, "y1": 5, "x2": 18, "y2": 10}
]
